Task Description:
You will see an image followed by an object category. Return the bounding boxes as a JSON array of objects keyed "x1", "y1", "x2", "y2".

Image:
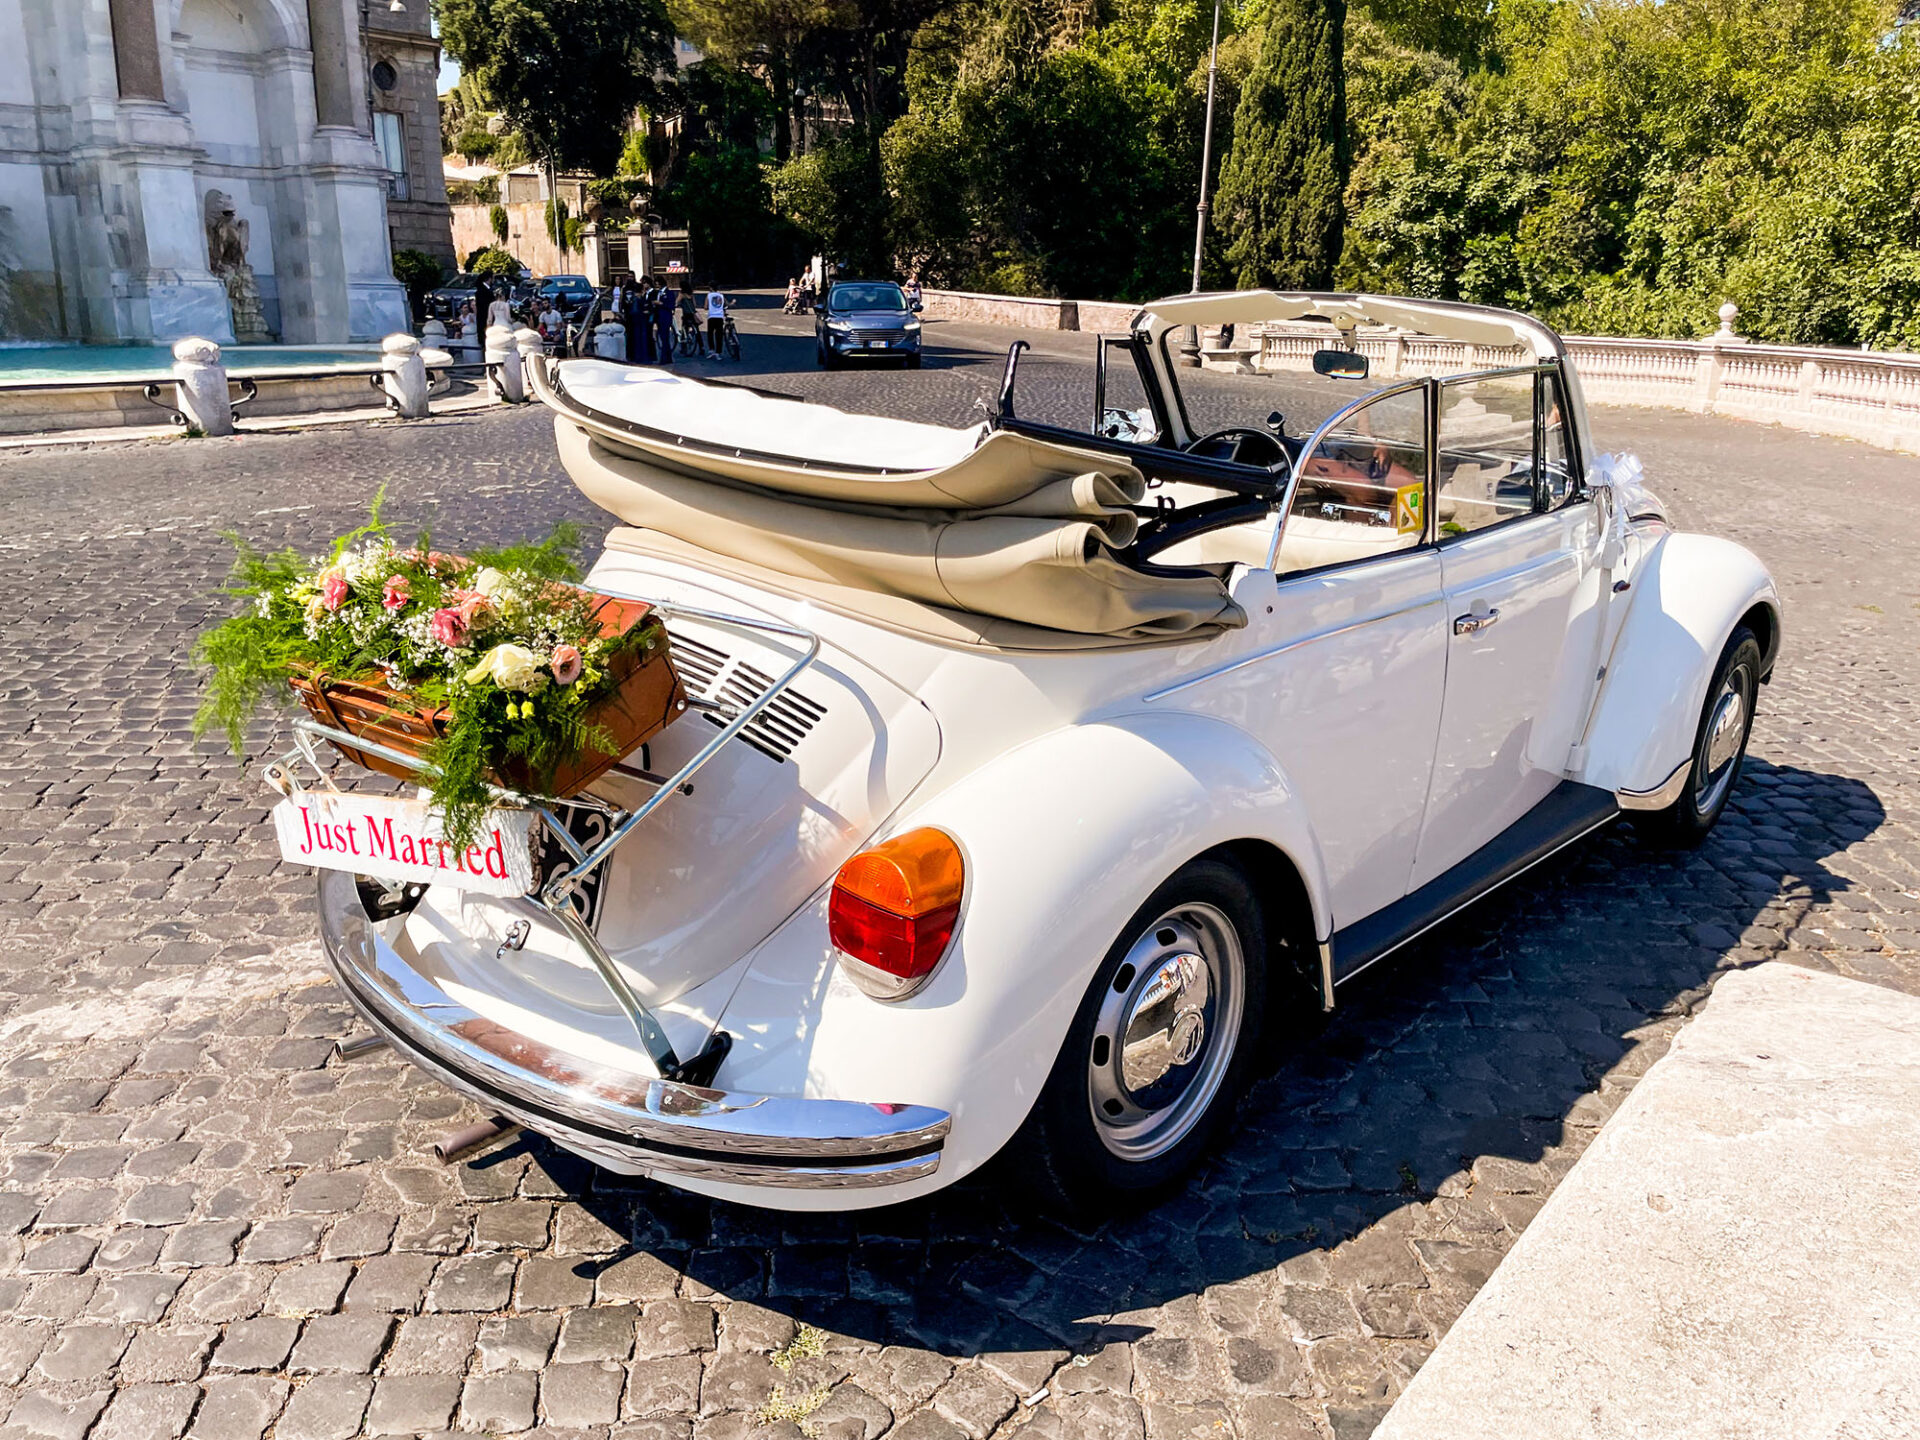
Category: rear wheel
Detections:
[
  {"x1": 1011, "y1": 856, "x2": 1267, "y2": 1211},
  {"x1": 1650, "y1": 625, "x2": 1761, "y2": 846}
]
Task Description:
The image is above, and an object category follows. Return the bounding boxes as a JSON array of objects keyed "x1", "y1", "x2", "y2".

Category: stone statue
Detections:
[{"x1": 203, "y1": 189, "x2": 273, "y2": 343}]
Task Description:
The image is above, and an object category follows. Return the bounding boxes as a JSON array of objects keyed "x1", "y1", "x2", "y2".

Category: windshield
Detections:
[
  {"x1": 830, "y1": 283, "x2": 906, "y2": 311},
  {"x1": 1156, "y1": 325, "x2": 1379, "y2": 445}
]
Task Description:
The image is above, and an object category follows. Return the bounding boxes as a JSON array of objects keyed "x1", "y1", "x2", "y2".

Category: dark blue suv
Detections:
[{"x1": 815, "y1": 280, "x2": 923, "y2": 369}]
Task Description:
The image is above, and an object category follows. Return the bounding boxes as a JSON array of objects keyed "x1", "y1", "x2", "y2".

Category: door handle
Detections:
[{"x1": 1453, "y1": 605, "x2": 1499, "y2": 635}]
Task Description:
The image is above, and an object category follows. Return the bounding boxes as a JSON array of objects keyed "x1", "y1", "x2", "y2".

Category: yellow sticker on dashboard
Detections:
[{"x1": 1394, "y1": 483, "x2": 1424, "y2": 535}]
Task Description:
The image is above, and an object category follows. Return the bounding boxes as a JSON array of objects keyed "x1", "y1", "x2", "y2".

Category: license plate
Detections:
[
  {"x1": 532, "y1": 804, "x2": 615, "y2": 930},
  {"x1": 873, "y1": 340, "x2": 889, "y2": 348},
  {"x1": 272, "y1": 792, "x2": 534, "y2": 897}
]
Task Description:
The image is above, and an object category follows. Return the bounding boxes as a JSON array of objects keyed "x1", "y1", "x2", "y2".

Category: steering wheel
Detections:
[{"x1": 1186, "y1": 426, "x2": 1287, "y2": 468}]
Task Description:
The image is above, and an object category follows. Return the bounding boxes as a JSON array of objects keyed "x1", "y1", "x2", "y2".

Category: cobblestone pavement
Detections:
[{"x1": 0, "y1": 296, "x2": 1916, "y2": 1440}]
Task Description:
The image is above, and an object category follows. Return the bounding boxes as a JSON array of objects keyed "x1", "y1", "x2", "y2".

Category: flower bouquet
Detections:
[{"x1": 195, "y1": 502, "x2": 685, "y2": 851}]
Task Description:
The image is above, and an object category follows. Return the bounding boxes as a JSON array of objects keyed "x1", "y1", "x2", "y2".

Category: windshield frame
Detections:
[{"x1": 829, "y1": 282, "x2": 908, "y2": 312}]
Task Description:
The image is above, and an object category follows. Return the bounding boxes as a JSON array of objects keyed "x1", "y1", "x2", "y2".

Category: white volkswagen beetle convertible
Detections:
[{"x1": 312, "y1": 291, "x2": 1779, "y2": 1212}]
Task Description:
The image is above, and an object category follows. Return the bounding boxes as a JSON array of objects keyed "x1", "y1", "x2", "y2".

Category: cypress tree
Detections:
[{"x1": 1215, "y1": 0, "x2": 1350, "y2": 290}]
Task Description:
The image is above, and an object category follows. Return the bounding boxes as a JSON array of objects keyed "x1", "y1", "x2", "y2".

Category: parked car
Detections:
[
  {"x1": 306, "y1": 290, "x2": 1779, "y2": 1213},
  {"x1": 815, "y1": 278, "x2": 923, "y2": 368},
  {"x1": 536, "y1": 274, "x2": 596, "y2": 309},
  {"x1": 427, "y1": 270, "x2": 528, "y2": 322}
]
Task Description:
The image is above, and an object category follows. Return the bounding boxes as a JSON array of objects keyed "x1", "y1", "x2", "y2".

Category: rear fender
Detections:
[
  {"x1": 1579, "y1": 531, "x2": 1780, "y2": 800},
  {"x1": 710, "y1": 712, "x2": 1329, "y2": 1200}
]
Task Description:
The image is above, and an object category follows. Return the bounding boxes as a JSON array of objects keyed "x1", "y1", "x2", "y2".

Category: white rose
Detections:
[
  {"x1": 472, "y1": 567, "x2": 513, "y2": 602},
  {"x1": 465, "y1": 642, "x2": 541, "y2": 692}
]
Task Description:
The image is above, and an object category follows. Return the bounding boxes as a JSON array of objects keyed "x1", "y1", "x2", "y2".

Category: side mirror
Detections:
[
  {"x1": 813, "y1": 303, "x2": 827, "y2": 315},
  {"x1": 910, "y1": 299, "x2": 924, "y2": 313},
  {"x1": 1312, "y1": 349, "x2": 1370, "y2": 380}
]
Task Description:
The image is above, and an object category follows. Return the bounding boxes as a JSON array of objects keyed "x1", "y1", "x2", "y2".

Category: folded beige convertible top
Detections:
[{"x1": 533, "y1": 360, "x2": 1243, "y2": 641}]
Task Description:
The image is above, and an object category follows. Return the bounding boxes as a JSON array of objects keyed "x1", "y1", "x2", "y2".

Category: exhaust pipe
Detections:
[
  {"x1": 333, "y1": 1034, "x2": 387, "y2": 1061},
  {"x1": 432, "y1": 1116, "x2": 522, "y2": 1163}
]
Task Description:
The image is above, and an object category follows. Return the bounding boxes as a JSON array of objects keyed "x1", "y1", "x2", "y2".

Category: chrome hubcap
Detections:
[
  {"x1": 1696, "y1": 664, "x2": 1752, "y2": 813},
  {"x1": 1089, "y1": 902, "x2": 1244, "y2": 1161}
]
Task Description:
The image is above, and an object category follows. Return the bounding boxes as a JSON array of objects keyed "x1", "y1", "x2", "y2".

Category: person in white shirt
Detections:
[
  {"x1": 538, "y1": 302, "x2": 563, "y2": 348},
  {"x1": 704, "y1": 288, "x2": 727, "y2": 357},
  {"x1": 486, "y1": 293, "x2": 513, "y2": 331}
]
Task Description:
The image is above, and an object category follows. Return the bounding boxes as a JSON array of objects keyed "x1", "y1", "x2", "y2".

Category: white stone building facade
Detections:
[{"x1": 0, "y1": 0, "x2": 412, "y2": 344}]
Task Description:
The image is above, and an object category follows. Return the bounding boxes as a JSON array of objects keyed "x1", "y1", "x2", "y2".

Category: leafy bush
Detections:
[
  {"x1": 489, "y1": 203, "x2": 509, "y2": 243},
  {"x1": 465, "y1": 245, "x2": 522, "y2": 279},
  {"x1": 390, "y1": 249, "x2": 446, "y2": 324}
]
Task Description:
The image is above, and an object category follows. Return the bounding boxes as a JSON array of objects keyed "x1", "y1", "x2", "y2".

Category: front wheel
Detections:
[
  {"x1": 1650, "y1": 624, "x2": 1761, "y2": 846},
  {"x1": 905, "y1": 352, "x2": 922, "y2": 369},
  {"x1": 1009, "y1": 856, "x2": 1267, "y2": 1211},
  {"x1": 725, "y1": 329, "x2": 741, "y2": 362}
]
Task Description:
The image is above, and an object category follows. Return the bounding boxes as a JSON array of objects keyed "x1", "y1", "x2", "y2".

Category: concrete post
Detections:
[
  {"x1": 514, "y1": 326, "x2": 546, "y2": 382},
  {"x1": 380, "y1": 334, "x2": 430, "y2": 419},
  {"x1": 422, "y1": 317, "x2": 449, "y2": 348},
  {"x1": 420, "y1": 346, "x2": 454, "y2": 398},
  {"x1": 486, "y1": 324, "x2": 524, "y2": 403},
  {"x1": 171, "y1": 338, "x2": 233, "y2": 437},
  {"x1": 593, "y1": 315, "x2": 627, "y2": 361}
]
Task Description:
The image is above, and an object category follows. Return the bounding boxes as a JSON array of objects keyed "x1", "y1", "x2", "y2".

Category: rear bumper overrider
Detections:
[{"x1": 315, "y1": 869, "x2": 950, "y2": 1190}]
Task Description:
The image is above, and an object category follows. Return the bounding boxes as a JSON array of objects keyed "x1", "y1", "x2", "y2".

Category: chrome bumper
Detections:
[{"x1": 315, "y1": 869, "x2": 950, "y2": 1190}]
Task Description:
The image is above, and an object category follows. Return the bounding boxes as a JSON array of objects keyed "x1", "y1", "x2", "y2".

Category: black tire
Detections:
[
  {"x1": 725, "y1": 331, "x2": 741, "y2": 362},
  {"x1": 1009, "y1": 855, "x2": 1268, "y2": 1212},
  {"x1": 1650, "y1": 625, "x2": 1761, "y2": 846},
  {"x1": 817, "y1": 345, "x2": 837, "y2": 370},
  {"x1": 905, "y1": 352, "x2": 922, "y2": 369}
]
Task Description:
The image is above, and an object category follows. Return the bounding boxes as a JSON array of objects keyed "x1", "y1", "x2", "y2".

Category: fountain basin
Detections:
[{"x1": 0, "y1": 344, "x2": 388, "y2": 435}]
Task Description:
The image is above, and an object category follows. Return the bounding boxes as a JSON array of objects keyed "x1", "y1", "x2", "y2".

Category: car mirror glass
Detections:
[{"x1": 1312, "y1": 349, "x2": 1370, "y2": 380}]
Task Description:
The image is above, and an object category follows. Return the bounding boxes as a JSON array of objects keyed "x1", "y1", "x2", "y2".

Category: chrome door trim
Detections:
[{"x1": 1143, "y1": 593, "x2": 1440, "y2": 703}]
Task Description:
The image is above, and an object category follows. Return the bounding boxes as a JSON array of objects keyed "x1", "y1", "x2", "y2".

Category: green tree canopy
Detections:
[
  {"x1": 1214, "y1": 0, "x2": 1349, "y2": 289},
  {"x1": 433, "y1": 0, "x2": 674, "y2": 174}
]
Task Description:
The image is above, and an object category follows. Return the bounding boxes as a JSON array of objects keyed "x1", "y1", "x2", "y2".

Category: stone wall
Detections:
[
  {"x1": 363, "y1": 11, "x2": 454, "y2": 265},
  {"x1": 450, "y1": 203, "x2": 572, "y2": 275},
  {"x1": 918, "y1": 289, "x2": 1144, "y2": 335}
]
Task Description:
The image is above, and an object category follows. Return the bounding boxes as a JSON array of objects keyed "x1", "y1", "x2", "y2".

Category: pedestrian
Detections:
[
  {"x1": 904, "y1": 275, "x2": 922, "y2": 309},
  {"x1": 704, "y1": 284, "x2": 728, "y2": 358},
  {"x1": 472, "y1": 274, "x2": 493, "y2": 332},
  {"x1": 679, "y1": 279, "x2": 699, "y2": 355},
  {"x1": 486, "y1": 289, "x2": 513, "y2": 332},
  {"x1": 538, "y1": 297, "x2": 564, "y2": 352},
  {"x1": 653, "y1": 277, "x2": 676, "y2": 365},
  {"x1": 628, "y1": 277, "x2": 653, "y2": 364}
]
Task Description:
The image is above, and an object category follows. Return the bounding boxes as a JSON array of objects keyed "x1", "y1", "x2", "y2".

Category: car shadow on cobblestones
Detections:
[{"x1": 515, "y1": 757, "x2": 1882, "y2": 1372}]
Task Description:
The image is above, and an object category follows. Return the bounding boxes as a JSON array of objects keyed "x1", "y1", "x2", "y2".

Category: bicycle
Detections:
[
  {"x1": 676, "y1": 314, "x2": 700, "y2": 359},
  {"x1": 721, "y1": 312, "x2": 741, "y2": 362}
]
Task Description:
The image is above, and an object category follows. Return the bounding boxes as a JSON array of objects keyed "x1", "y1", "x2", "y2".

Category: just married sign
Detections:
[{"x1": 272, "y1": 791, "x2": 535, "y2": 897}]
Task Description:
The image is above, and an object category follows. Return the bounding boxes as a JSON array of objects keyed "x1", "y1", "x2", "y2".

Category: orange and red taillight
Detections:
[{"x1": 828, "y1": 828, "x2": 965, "y2": 999}]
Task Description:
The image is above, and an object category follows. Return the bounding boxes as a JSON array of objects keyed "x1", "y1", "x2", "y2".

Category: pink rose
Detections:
[
  {"x1": 457, "y1": 594, "x2": 493, "y2": 626},
  {"x1": 320, "y1": 569, "x2": 349, "y2": 611},
  {"x1": 382, "y1": 575, "x2": 410, "y2": 610},
  {"x1": 429, "y1": 607, "x2": 468, "y2": 647},
  {"x1": 550, "y1": 645, "x2": 583, "y2": 685}
]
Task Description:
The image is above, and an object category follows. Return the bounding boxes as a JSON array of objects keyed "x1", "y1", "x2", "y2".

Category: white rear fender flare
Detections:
[
  {"x1": 1580, "y1": 531, "x2": 1781, "y2": 799},
  {"x1": 713, "y1": 712, "x2": 1331, "y2": 1186}
]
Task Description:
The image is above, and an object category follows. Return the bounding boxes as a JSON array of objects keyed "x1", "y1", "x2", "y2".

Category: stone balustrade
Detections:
[{"x1": 1244, "y1": 317, "x2": 1920, "y2": 455}]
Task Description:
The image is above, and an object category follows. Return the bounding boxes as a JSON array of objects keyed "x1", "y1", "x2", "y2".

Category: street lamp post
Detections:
[
  {"x1": 1190, "y1": 0, "x2": 1224, "y2": 293},
  {"x1": 1181, "y1": 0, "x2": 1225, "y2": 366}
]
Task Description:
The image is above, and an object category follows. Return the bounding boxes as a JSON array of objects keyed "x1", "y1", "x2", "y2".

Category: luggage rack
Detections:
[{"x1": 266, "y1": 595, "x2": 821, "y2": 1087}]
